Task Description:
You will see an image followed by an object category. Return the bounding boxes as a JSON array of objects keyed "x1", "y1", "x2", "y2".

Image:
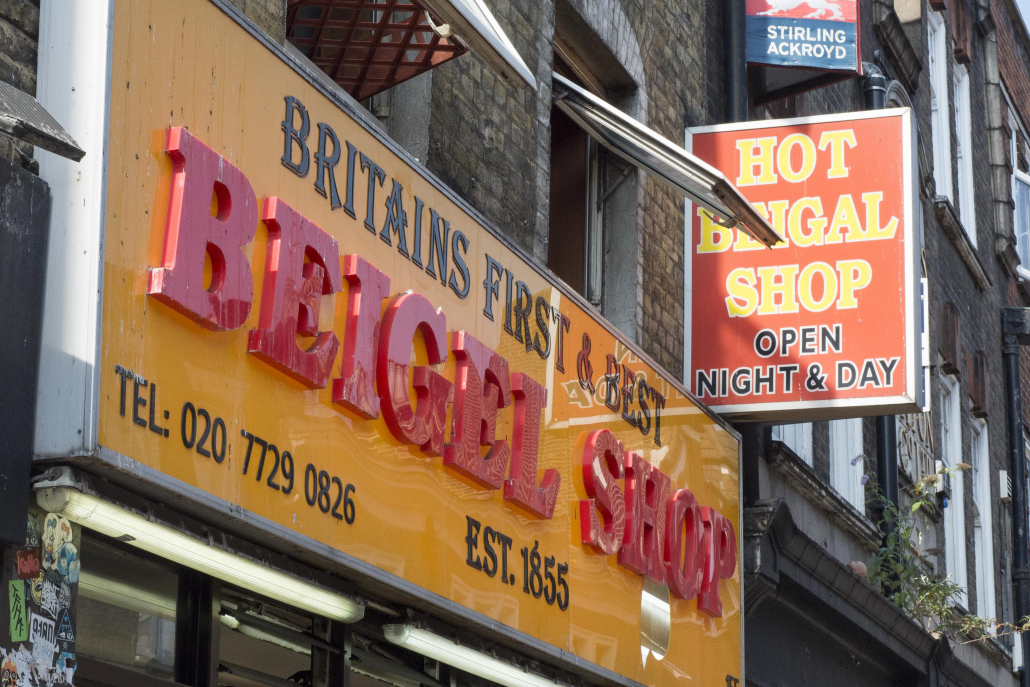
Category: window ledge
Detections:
[
  {"x1": 934, "y1": 196, "x2": 992, "y2": 291},
  {"x1": 765, "y1": 440, "x2": 882, "y2": 552}
]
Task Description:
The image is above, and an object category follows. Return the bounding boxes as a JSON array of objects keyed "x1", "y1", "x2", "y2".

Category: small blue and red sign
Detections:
[{"x1": 745, "y1": 0, "x2": 860, "y2": 73}]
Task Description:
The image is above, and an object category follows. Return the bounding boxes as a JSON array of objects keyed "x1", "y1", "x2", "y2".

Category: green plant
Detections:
[{"x1": 866, "y1": 463, "x2": 1030, "y2": 642}]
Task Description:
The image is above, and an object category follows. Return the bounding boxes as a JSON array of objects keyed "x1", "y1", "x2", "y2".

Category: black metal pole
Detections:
[
  {"x1": 862, "y1": 62, "x2": 897, "y2": 540},
  {"x1": 861, "y1": 64, "x2": 887, "y2": 111},
  {"x1": 1003, "y1": 310, "x2": 1030, "y2": 686},
  {"x1": 875, "y1": 416, "x2": 899, "y2": 539},
  {"x1": 724, "y1": 0, "x2": 748, "y2": 122}
]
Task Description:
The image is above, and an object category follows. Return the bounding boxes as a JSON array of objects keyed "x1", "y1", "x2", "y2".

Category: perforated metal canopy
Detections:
[
  {"x1": 552, "y1": 73, "x2": 781, "y2": 247},
  {"x1": 287, "y1": 0, "x2": 534, "y2": 102}
]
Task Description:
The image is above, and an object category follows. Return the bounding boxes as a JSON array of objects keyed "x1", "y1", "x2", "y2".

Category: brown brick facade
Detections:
[{"x1": 0, "y1": 0, "x2": 38, "y2": 169}]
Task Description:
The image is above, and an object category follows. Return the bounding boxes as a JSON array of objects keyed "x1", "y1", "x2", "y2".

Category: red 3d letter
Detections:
[
  {"x1": 697, "y1": 507, "x2": 738, "y2": 617},
  {"x1": 149, "y1": 127, "x2": 258, "y2": 330},
  {"x1": 247, "y1": 197, "x2": 342, "y2": 389},
  {"x1": 333, "y1": 255, "x2": 391, "y2": 418},
  {"x1": 619, "y1": 453, "x2": 670, "y2": 583},
  {"x1": 579, "y1": 429, "x2": 626, "y2": 555},
  {"x1": 665, "y1": 488, "x2": 705, "y2": 600},
  {"x1": 503, "y1": 373, "x2": 560, "y2": 519},
  {"x1": 377, "y1": 293, "x2": 452, "y2": 455},
  {"x1": 444, "y1": 331, "x2": 512, "y2": 489}
]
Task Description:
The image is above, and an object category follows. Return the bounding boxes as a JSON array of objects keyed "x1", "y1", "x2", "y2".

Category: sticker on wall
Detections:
[
  {"x1": 38, "y1": 578, "x2": 59, "y2": 620},
  {"x1": 55, "y1": 609, "x2": 74, "y2": 655},
  {"x1": 28, "y1": 574, "x2": 42, "y2": 607},
  {"x1": 0, "y1": 654, "x2": 21, "y2": 687},
  {"x1": 15, "y1": 551, "x2": 39, "y2": 581},
  {"x1": 8, "y1": 582, "x2": 28, "y2": 643},
  {"x1": 29, "y1": 612, "x2": 56, "y2": 670},
  {"x1": 55, "y1": 545, "x2": 76, "y2": 584},
  {"x1": 40, "y1": 515, "x2": 58, "y2": 571},
  {"x1": 23, "y1": 515, "x2": 39, "y2": 550}
]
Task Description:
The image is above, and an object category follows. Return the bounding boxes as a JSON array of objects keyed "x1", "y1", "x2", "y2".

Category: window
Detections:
[
  {"x1": 1009, "y1": 97, "x2": 1030, "y2": 274},
  {"x1": 1015, "y1": 170, "x2": 1030, "y2": 272},
  {"x1": 829, "y1": 418, "x2": 865, "y2": 510},
  {"x1": 772, "y1": 423, "x2": 813, "y2": 466},
  {"x1": 928, "y1": 12, "x2": 953, "y2": 202},
  {"x1": 953, "y1": 62, "x2": 975, "y2": 243},
  {"x1": 971, "y1": 420, "x2": 996, "y2": 621},
  {"x1": 548, "y1": 51, "x2": 605, "y2": 305},
  {"x1": 547, "y1": 37, "x2": 640, "y2": 323},
  {"x1": 941, "y1": 375, "x2": 968, "y2": 609},
  {"x1": 76, "y1": 534, "x2": 178, "y2": 679}
]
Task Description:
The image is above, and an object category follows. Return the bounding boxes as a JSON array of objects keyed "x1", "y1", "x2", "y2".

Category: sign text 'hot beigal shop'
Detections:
[
  {"x1": 97, "y1": 0, "x2": 742, "y2": 684},
  {"x1": 688, "y1": 110, "x2": 921, "y2": 421}
]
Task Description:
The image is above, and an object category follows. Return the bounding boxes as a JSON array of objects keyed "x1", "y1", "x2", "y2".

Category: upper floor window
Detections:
[
  {"x1": 971, "y1": 419, "x2": 995, "y2": 621},
  {"x1": 1016, "y1": 171, "x2": 1030, "y2": 273},
  {"x1": 940, "y1": 374, "x2": 968, "y2": 609},
  {"x1": 928, "y1": 11, "x2": 953, "y2": 203},
  {"x1": 829, "y1": 418, "x2": 865, "y2": 511},
  {"x1": 548, "y1": 50, "x2": 610, "y2": 306},
  {"x1": 953, "y1": 62, "x2": 975, "y2": 244},
  {"x1": 1008, "y1": 98, "x2": 1030, "y2": 275},
  {"x1": 772, "y1": 423, "x2": 813, "y2": 466}
]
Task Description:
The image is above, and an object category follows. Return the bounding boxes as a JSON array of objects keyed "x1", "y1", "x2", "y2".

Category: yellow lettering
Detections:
[
  {"x1": 788, "y1": 197, "x2": 826, "y2": 247},
  {"x1": 837, "y1": 259, "x2": 872, "y2": 308},
  {"x1": 798, "y1": 262, "x2": 838, "y2": 312},
  {"x1": 818, "y1": 129, "x2": 857, "y2": 179},
  {"x1": 734, "y1": 228, "x2": 766, "y2": 251},
  {"x1": 857, "y1": 191, "x2": 899, "y2": 241},
  {"x1": 735, "y1": 137, "x2": 778, "y2": 186},
  {"x1": 697, "y1": 208, "x2": 733, "y2": 252},
  {"x1": 777, "y1": 133, "x2": 817, "y2": 183},
  {"x1": 826, "y1": 194, "x2": 861, "y2": 244},
  {"x1": 757, "y1": 265, "x2": 800, "y2": 315},
  {"x1": 725, "y1": 267, "x2": 759, "y2": 317},
  {"x1": 765, "y1": 200, "x2": 791, "y2": 248}
]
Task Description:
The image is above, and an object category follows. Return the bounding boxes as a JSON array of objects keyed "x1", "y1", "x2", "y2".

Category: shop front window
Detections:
[
  {"x1": 76, "y1": 534, "x2": 178, "y2": 679},
  {"x1": 217, "y1": 587, "x2": 318, "y2": 687}
]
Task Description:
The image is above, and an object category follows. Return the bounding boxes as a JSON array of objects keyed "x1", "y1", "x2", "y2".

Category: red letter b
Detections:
[{"x1": 148, "y1": 127, "x2": 257, "y2": 330}]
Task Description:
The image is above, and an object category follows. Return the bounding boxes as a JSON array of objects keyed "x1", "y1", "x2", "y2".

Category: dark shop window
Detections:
[{"x1": 76, "y1": 534, "x2": 178, "y2": 680}]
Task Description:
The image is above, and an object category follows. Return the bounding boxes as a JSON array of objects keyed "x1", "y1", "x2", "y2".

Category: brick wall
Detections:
[
  {"x1": 0, "y1": 0, "x2": 38, "y2": 170},
  {"x1": 425, "y1": 0, "x2": 724, "y2": 376},
  {"x1": 913, "y1": 0, "x2": 1011, "y2": 622},
  {"x1": 228, "y1": 0, "x2": 285, "y2": 44},
  {"x1": 994, "y1": 0, "x2": 1030, "y2": 132}
]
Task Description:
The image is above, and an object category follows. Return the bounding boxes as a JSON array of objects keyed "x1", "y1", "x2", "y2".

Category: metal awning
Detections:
[
  {"x1": 418, "y1": 0, "x2": 535, "y2": 90},
  {"x1": 0, "y1": 80, "x2": 83, "y2": 161},
  {"x1": 552, "y1": 73, "x2": 781, "y2": 247},
  {"x1": 287, "y1": 0, "x2": 534, "y2": 102}
]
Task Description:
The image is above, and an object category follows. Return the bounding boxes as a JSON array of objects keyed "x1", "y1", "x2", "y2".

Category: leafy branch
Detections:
[{"x1": 865, "y1": 462, "x2": 1030, "y2": 642}]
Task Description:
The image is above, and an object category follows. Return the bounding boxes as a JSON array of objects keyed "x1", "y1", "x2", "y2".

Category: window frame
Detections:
[
  {"x1": 953, "y1": 61, "x2": 976, "y2": 244},
  {"x1": 772, "y1": 422, "x2": 813, "y2": 466},
  {"x1": 829, "y1": 418, "x2": 865, "y2": 511},
  {"x1": 941, "y1": 374, "x2": 968, "y2": 610},
  {"x1": 1015, "y1": 171, "x2": 1030, "y2": 275},
  {"x1": 928, "y1": 11, "x2": 953, "y2": 203},
  {"x1": 971, "y1": 418, "x2": 996, "y2": 622}
]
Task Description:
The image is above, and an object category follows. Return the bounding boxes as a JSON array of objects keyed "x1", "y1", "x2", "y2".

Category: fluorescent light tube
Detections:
[
  {"x1": 36, "y1": 487, "x2": 363, "y2": 624},
  {"x1": 78, "y1": 569, "x2": 177, "y2": 621},
  {"x1": 383, "y1": 625, "x2": 557, "y2": 687}
]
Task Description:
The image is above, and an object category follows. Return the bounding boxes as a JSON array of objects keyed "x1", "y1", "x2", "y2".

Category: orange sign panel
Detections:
[
  {"x1": 688, "y1": 110, "x2": 921, "y2": 421},
  {"x1": 96, "y1": 0, "x2": 742, "y2": 685}
]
